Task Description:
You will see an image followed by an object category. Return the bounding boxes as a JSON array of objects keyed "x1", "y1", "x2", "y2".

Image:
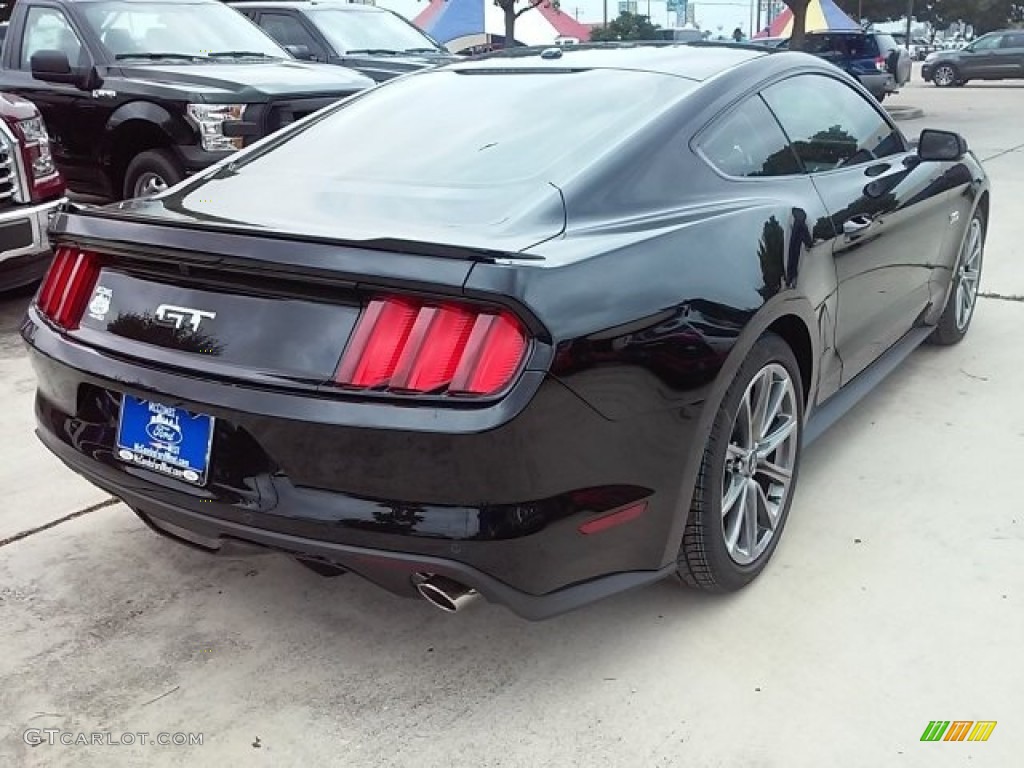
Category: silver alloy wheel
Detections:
[
  {"x1": 934, "y1": 65, "x2": 957, "y2": 87},
  {"x1": 721, "y1": 363, "x2": 799, "y2": 566},
  {"x1": 955, "y1": 217, "x2": 983, "y2": 331},
  {"x1": 134, "y1": 172, "x2": 168, "y2": 198}
]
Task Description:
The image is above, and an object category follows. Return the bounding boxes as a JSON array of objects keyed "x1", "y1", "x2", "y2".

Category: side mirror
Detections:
[
  {"x1": 918, "y1": 129, "x2": 968, "y2": 161},
  {"x1": 30, "y1": 50, "x2": 100, "y2": 90},
  {"x1": 284, "y1": 44, "x2": 313, "y2": 61}
]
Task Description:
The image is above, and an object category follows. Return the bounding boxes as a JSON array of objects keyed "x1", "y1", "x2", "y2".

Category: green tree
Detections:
[
  {"x1": 590, "y1": 11, "x2": 660, "y2": 41},
  {"x1": 845, "y1": 1, "x2": 1024, "y2": 32},
  {"x1": 839, "y1": 0, "x2": 906, "y2": 22}
]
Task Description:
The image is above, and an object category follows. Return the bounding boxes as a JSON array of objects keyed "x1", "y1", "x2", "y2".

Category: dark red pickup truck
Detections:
[{"x1": 0, "y1": 91, "x2": 65, "y2": 291}]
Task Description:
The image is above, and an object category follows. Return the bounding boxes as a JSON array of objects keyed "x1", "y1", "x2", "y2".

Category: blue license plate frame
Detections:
[{"x1": 115, "y1": 396, "x2": 215, "y2": 486}]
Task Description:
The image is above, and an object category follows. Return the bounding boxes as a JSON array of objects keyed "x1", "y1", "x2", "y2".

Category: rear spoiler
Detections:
[{"x1": 50, "y1": 201, "x2": 545, "y2": 264}]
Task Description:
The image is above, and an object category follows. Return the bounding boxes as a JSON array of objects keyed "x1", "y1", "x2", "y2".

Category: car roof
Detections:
[{"x1": 458, "y1": 42, "x2": 772, "y2": 82}]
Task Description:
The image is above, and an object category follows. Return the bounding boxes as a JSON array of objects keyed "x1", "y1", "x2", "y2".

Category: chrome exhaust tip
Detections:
[{"x1": 414, "y1": 573, "x2": 480, "y2": 613}]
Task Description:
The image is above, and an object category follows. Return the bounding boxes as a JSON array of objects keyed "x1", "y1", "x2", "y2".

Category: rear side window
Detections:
[
  {"x1": 698, "y1": 96, "x2": 801, "y2": 178},
  {"x1": 763, "y1": 74, "x2": 905, "y2": 172},
  {"x1": 1002, "y1": 33, "x2": 1024, "y2": 48},
  {"x1": 805, "y1": 33, "x2": 879, "y2": 58}
]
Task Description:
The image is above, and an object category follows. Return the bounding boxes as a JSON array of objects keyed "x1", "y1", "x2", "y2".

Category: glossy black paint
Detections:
[
  {"x1": 0, "y1": 0, "x2": 373, "y2": 198},
  {"x1": 229, "y1": 1, "x2": 458, "y2": 82},
  {"x1": 22, "y1": 44, "x2": 990, "y2": 618}
]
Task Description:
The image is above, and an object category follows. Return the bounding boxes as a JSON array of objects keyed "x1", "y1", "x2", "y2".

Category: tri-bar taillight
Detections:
[
  {"x1": 36, "y1": 246, "x2": 104, "y2": 330},
  {"x1": 334, "y1": 296, "x2": 529, "y2": 397}
]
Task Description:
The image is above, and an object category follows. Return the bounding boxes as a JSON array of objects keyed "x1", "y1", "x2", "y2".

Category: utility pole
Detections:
[
  {"x1": 603, "y1": 0, "x2": 608, "y2": 27},
  {"x1": 906, "y1": 0, "x2": 913, "y2": 50}
]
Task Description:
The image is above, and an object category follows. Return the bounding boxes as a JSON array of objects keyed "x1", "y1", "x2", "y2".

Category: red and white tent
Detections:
[{"x1": 414, "y1": 0, "x2": 591, "y2": 53}]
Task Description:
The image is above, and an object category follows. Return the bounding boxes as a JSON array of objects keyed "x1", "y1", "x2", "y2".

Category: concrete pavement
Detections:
[{"x1": 1, "y1": 74, "x2": 1022, "y2": 767}]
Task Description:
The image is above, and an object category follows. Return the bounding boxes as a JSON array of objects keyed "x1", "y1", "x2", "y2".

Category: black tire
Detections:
[
  {"x1": 929, "y1": 211, "x2": 985, "y2": 346},
  {"x1": 122, "y1": 148, "x2": 184, "y2": 200},
  {"x1": 677, "y1": 333, "x2": 805, "y2": 592},
  {"x1": 932, "y1": 63, "x2": 960, "y2": 87}
]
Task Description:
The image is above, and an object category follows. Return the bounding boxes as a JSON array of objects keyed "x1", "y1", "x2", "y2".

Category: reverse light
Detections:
[
  {"x1": 187, "y1": 103, "x2": 247, "y2": 152},
  {"x1": 36, "y1": 246, "x2": 104, "y2": 330},
  {"x1": 875, "y1": 56, "x2": 888, "y2": 72},
  {"x1": 334, "y1": 296, "x2": 529, "y2": 397}
]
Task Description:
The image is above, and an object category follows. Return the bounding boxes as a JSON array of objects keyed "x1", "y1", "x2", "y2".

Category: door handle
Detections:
[{"x1": 843, "y1": 215, "x2": 874, "y2": 235}]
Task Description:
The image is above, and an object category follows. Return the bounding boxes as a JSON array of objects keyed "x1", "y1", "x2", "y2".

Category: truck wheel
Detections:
[{"x1": 123, "y1": 149, "x2": 184, "y2": 200}]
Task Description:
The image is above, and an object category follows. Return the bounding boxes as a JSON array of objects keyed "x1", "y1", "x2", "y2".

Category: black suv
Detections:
[
  {"x1": 789, "y1": 30, "x2": 911, "y2": 101},
  {"x1": 230, "y1": 1, "x2": 457, "y2": 82},
  {"x1": 922, "y1": 30, "x2": 1024, "y2": 87},
  {"x1": 0, "y1": 0, "x2": 374, "y2": 200}
]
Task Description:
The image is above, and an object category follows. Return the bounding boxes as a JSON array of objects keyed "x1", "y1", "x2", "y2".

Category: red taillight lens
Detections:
[
  {"x1": 36, "y1": 246, "x2": 103, "y2": 330},
  {"x1": 334, "y1": 296, "x2": 529, "y2": 397}
]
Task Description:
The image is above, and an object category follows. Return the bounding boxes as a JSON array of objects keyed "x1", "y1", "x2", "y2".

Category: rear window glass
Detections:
[
  {"x1": 805, "y1": 34, "x2": 880, "y2": 58},
  {"x1": 875, "y1": 34, "x2": 899, "y2": 53},
  {"x1": 229, "y1": 68, "x2": 694, "y2": 187}
]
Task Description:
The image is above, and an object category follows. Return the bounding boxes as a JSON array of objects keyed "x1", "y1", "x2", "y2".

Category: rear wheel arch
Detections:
[
  {"x1": 658, "y1": 301, "x2": 819, "y2": 566},
  {"x1": 976, "y1": 190, "x2": 990, "y2": 229}
]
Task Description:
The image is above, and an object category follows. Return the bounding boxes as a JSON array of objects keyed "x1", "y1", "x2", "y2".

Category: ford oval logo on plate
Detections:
[{"x1": 146, "y1": 412, "x2": 184, "y2": 445}]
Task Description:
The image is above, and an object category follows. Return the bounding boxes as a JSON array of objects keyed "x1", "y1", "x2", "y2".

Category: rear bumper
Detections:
[
  {"x1": 38, "y1": 425, "x2": 675, "y2": 620},
  {"x1": 23, "y1": 310, "x2": 695, "y2": 618},
  {"x1": 857, "y1": 72, "x2": 897, "y2": 95},
  {"x1": 0, "y1": 197, "x2": 64, "y2": 290}
]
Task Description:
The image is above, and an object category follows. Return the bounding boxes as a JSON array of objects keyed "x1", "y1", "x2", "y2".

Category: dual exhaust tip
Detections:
[{"x1": 414, "y1": 573, "x2": 479, "y2": 613}]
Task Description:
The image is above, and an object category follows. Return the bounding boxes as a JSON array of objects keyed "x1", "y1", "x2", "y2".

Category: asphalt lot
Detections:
[{"x1": 1, "y1": 71, "x2": 1022, "y2": 767}]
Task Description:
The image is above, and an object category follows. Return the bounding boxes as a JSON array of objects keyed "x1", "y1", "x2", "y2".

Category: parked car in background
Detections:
[
  {"x1": 922, "y1": 29, "x2": 1024, "y2": 87},
  {"x1": 0, "y1": 92, "x2": 65, "y2": 292},
  {"x1": 229, "y1": 1, "x2": 457, "y2": 82},
  {"x1": 792, "y1": 30, "x2": 912, "y2": 101},
  {"x1": 751, "y1": 36, "x2": 789, "y2": 49},
  {"x1": 0, "y1": 0, "x2": 373, "y2": 201},
  {"x1": 911, "y1": 37, "x2": 938, "y2": 60},
  {"x1": 653, "y1": 27, "x2": 706, "y2": 43},
  {"x1": 22, "y1": 44, "x2": 989, "y2": 619}
]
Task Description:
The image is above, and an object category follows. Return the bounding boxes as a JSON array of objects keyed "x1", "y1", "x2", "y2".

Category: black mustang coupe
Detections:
[{"x1": 23, "y1": 43, "x2": 989, "y2": 619}]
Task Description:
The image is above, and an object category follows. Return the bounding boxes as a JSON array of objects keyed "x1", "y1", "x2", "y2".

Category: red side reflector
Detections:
[
  {"x1": 578, "y1": 501, "x2": 648, "y2": 535},
  {"x1": 334, "y1": 295, "x2": 529, "y2": 397},
  {"x1": 36, "y1": 246, "x2": 103, "y2": 331}
]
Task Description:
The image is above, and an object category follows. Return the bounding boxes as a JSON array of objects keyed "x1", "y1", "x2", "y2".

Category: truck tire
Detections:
[{"x1": 123, "y1": 149, "x2": 184, "y2": 200}]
